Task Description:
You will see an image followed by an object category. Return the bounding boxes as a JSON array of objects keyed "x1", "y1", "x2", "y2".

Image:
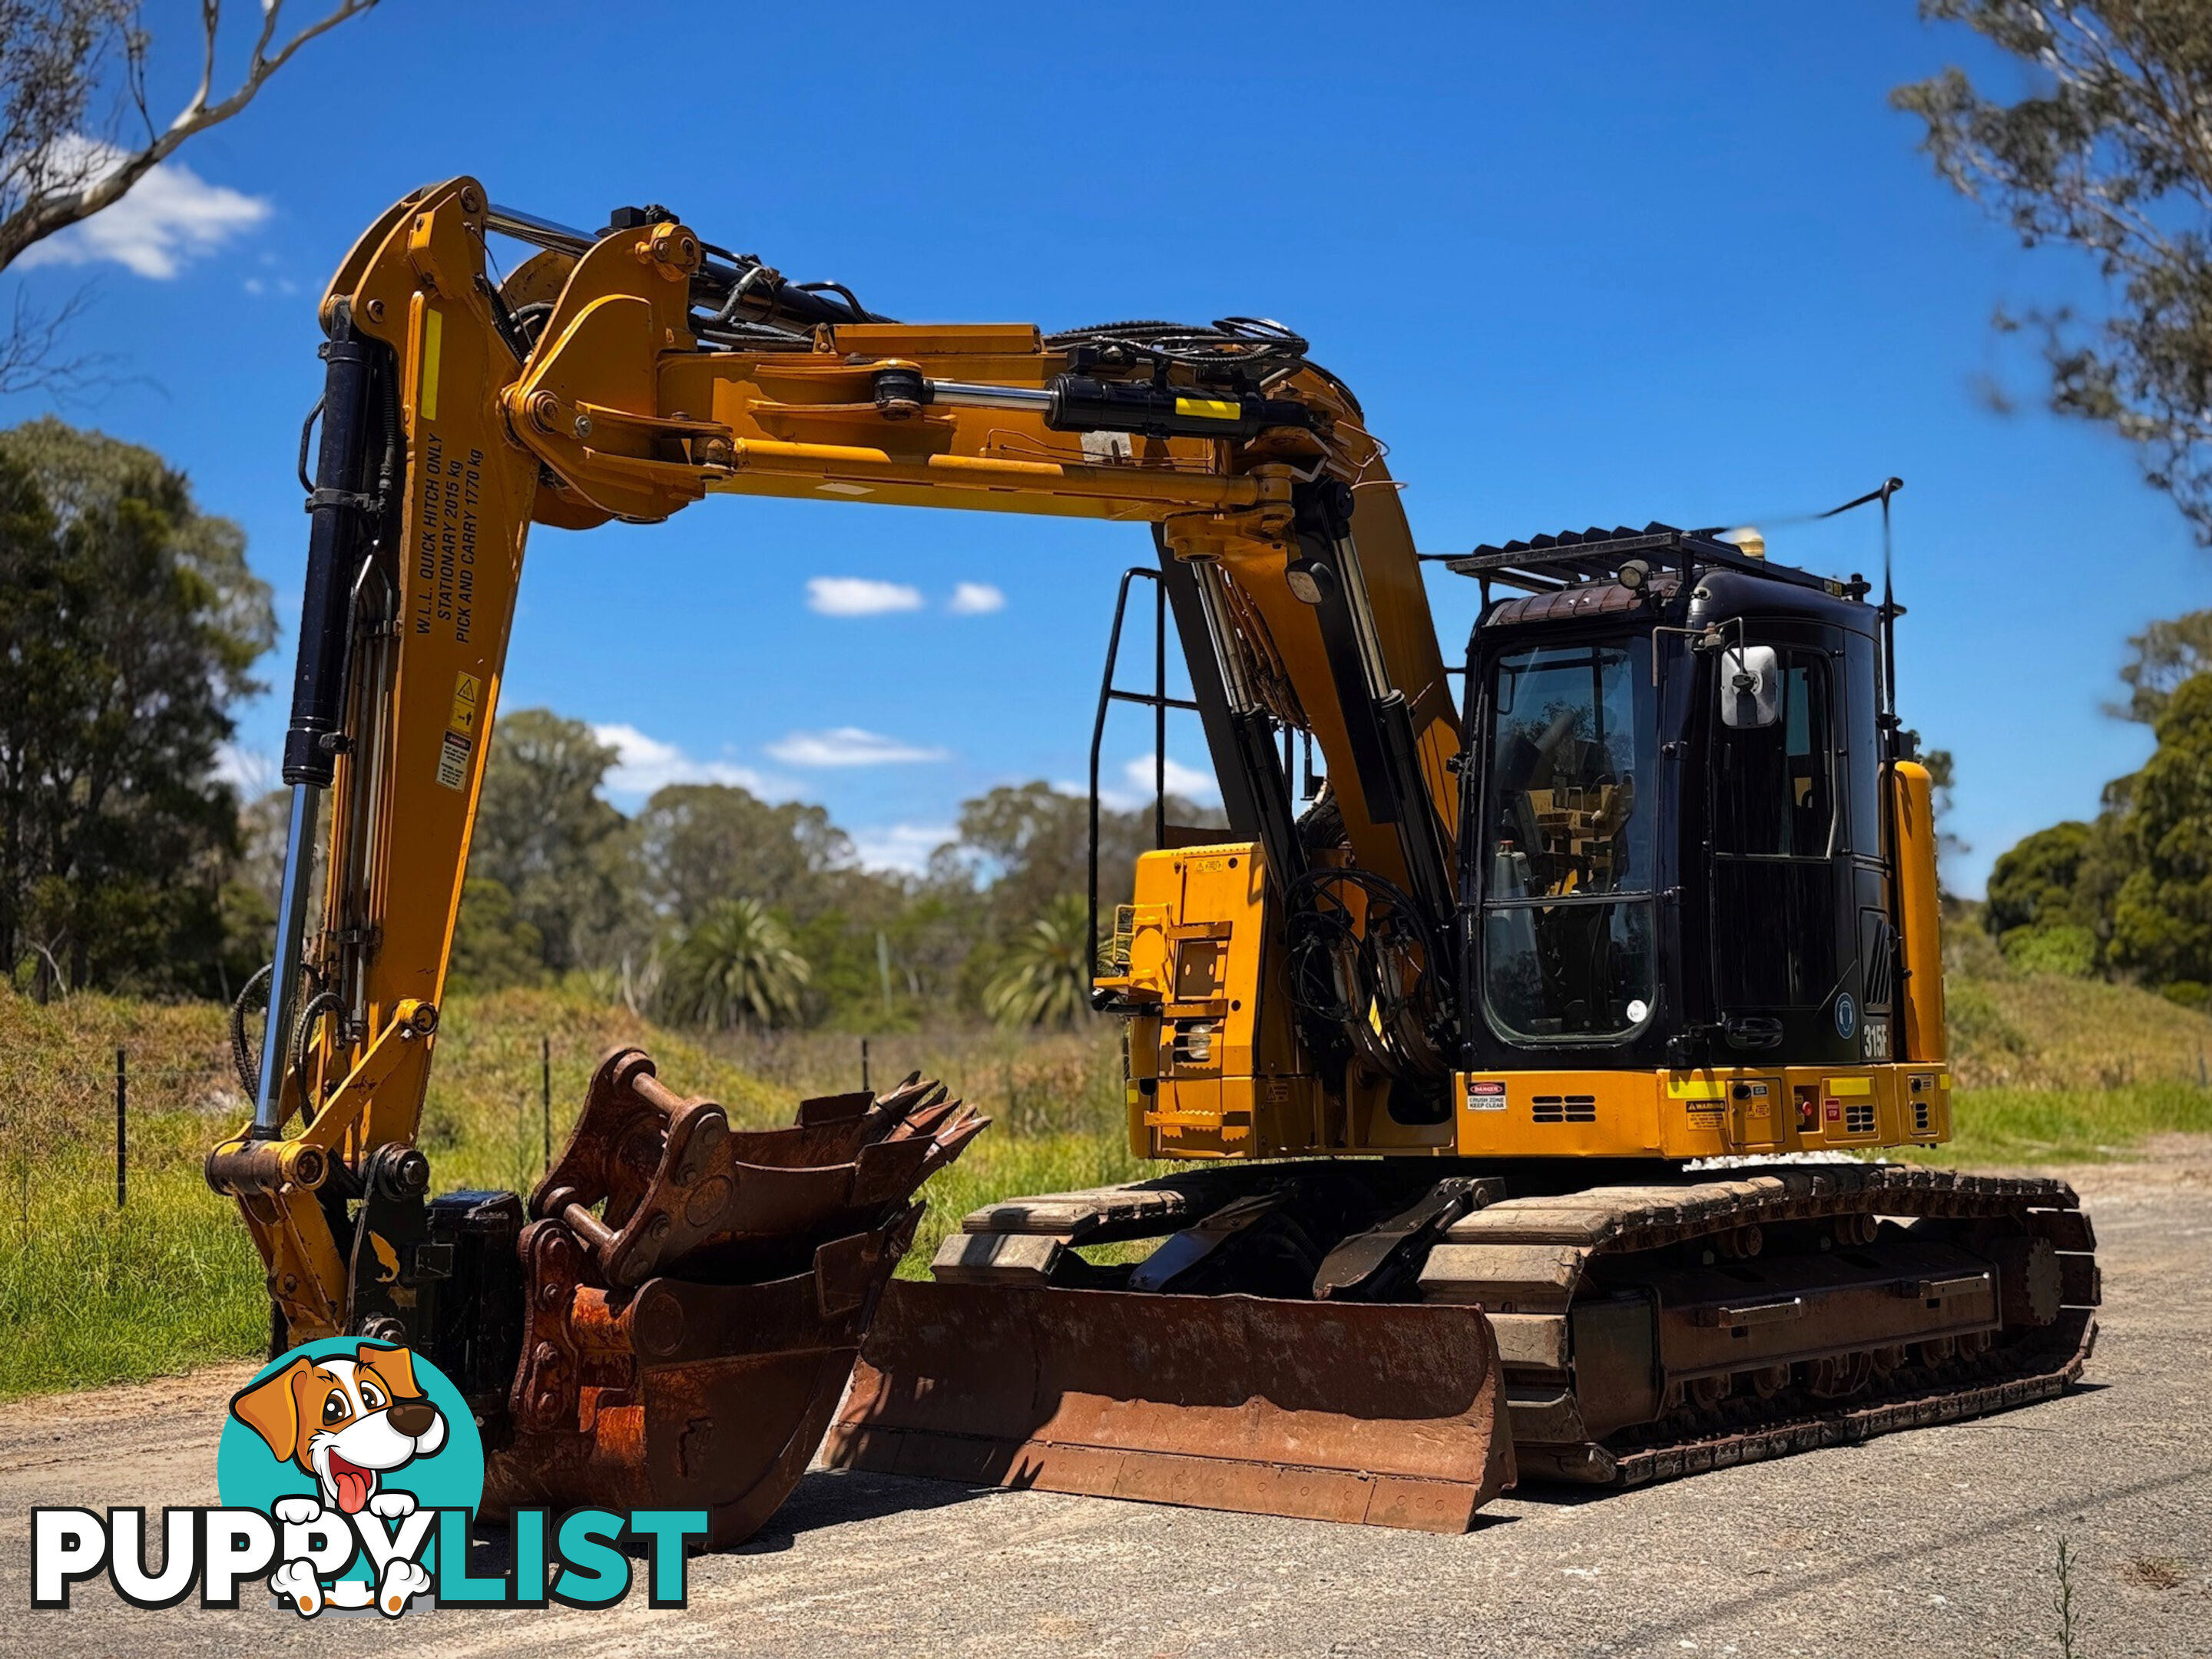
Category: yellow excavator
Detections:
[{"x1": 207, "y1": 177, "x2": 2101, "y2": 1543}]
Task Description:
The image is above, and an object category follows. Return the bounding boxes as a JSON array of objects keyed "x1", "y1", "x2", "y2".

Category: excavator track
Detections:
[{"x1": 1419, "y1": 1162, "x2": 2098, "y2": 1485}]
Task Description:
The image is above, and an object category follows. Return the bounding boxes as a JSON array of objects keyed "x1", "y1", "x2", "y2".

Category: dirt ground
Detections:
[{"x1": 4, "y1": 1150, "x2": 2210, "y2": 1657}]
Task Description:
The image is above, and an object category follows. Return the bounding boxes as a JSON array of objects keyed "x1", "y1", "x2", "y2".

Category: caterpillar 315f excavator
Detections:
[{"x1": 208, "y1": 177, "x2": 2100, "y2": 1543}]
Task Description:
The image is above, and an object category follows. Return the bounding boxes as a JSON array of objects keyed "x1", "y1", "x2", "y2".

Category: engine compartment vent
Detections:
[{"x1": 1532, "y1": 1094, "x2": 1598, "y2": 1124}]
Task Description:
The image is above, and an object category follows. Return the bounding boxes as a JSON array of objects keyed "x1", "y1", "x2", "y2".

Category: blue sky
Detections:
[{"x1": 8, "y1": 2, "x2": 2205, "y2": 891}]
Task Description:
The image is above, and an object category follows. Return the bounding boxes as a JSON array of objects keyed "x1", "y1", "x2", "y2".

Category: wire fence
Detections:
[
  {"x1": 0, "y1": 1022, "x2": 1127, "y2": 1233},
  {"x1": 0, "y1": 1047, "x2": 241, "y2": 1229}
]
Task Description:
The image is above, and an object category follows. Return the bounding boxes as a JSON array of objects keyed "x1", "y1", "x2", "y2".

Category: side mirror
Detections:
[{"x1": 1720, "y1": 644, "x2": 1780, "y2": 729}]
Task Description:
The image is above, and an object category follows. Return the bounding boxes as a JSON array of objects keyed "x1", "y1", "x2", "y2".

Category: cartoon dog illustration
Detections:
[{"x1": 230, "y1": 1342, "x2": 449, "y2": 1616}]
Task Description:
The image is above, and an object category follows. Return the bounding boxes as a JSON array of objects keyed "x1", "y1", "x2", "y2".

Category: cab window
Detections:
[{"x1": 1712, "y1": 653, "x2": 1834, "y2": 859}]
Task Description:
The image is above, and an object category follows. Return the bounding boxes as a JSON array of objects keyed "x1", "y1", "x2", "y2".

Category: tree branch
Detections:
[
  {"x1": 0, "y1": 0, "x2": 378, "y2": 274},
  {"x1": 1899, "y1": 1, "x2": 2212, "y2": 541}
]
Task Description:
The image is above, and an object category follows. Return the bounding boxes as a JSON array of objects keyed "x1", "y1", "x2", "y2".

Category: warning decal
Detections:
[
  {"x1": 1465, "y1": 1079, "x2": 1508, "y2": 1112},
  {"x1": 435, "y1": 669, "x2": 480, "y2": 790},
  {"x1": 436, "y1": 729, "x2": 472, "y2": 790},
  {"x1": 449, "y1": 671, "x2": 479, "y2": 731}
]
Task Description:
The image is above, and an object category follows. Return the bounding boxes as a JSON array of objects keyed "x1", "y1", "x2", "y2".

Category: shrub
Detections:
[{"x1": 1999, "y1": 922, "x2": 2100, "y2": 979}]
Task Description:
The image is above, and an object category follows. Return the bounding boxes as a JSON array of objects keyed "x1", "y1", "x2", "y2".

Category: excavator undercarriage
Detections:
[{"x1": 832, "y1": 1158, "x2": 2098, "y2": 1526}]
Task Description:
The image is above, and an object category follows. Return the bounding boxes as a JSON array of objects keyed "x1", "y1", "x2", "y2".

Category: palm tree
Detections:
[
  {"x1": 983, "y1": 893, "x2": 1097, "y2": 1028},
  {"x1": 657, "y1": 898, "x2": 810, "y2": 1031}
]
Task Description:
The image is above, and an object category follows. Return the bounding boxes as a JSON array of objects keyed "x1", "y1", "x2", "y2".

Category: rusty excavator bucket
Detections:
[{"x1": 481, "y1": 1048, "x2": 985, "y2": 1547}]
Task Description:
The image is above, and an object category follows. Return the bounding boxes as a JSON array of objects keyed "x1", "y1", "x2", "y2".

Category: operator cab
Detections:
[{"x1": 1449, "y1": 525, "x2": 1892, "y2": 1075}]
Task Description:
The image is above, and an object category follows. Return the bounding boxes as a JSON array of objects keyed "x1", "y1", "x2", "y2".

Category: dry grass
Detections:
[
  {"x1": 1946, "y1": 971, "x2": 2212, "y2": 1091},
  {"x1": 5, "y1": 953, "x2": 2210, "y2": 1400},
  {"x1": 1929, "y1": 950, "x2": 2212, "y2": 1164},
  {"x1": 2120, "y1": 1556, "x2": 2187, "y2": 1592},
  {"x1": 0, "y1": 985, "x2": 1143, "y2": 1399}
]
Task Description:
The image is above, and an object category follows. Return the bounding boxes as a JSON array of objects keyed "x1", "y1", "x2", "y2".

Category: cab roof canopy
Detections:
[{"x1": 1442, "y1": 522, "x2": 1860, "y2": 598}]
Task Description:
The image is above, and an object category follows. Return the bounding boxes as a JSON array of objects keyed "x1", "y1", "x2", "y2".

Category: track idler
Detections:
[{"x1": 482, "y1": 1048, "x2": 985, "y2": 1546}]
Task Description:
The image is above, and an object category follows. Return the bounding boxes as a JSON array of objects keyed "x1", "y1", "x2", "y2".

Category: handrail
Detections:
[{"x1": 1086, "y1": 568, "x2": 1201, "y2": 1005}]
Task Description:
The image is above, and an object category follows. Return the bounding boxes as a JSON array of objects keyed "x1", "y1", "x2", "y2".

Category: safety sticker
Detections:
[
  {"x1": 1465, "y1": 1080, "x2": 1507, "y2": 1112},
  {"x1": 436, "y1": 670, "x2": 481, "y2": 791},
  {"x1": 1174, "y1": 396, "x2": 1240, "y2": 422},
  {"x1": 419, "y1": 306, "x2": 443, "y2": 422},
  {"x1": 449, "y1": 671, "x2": 480, "y2": 735},
  {"x1": 436, "y1": 730, "x2": 472, "y2": 790}
]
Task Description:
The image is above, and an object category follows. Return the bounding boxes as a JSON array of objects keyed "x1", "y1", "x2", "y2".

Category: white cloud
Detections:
[
  {"x1": 849, "y1": 823, "x2": 954, "y2": 875},
  {"x1": 767, "y1": 727, "x2": 951, "y2": 767},
  {"x1": 947, "y1": 581, "x2": 1005, "y2": 615},
  {"x1": 1129, "y1": 754, "x2": 1220, "y2": 802},
  {"x1": 1084, "y1": 755, "x2": 1221, "y2": 811},
  {"x1": 214, "y1": 743, "x2": 278, "y2": 797},
  {"x1": 807, "y1": 576, "x2": 923, "y2": 617},
  {"x1": 19, "y1": 137, "x2": 269, "y2": 280},
  {"x1": 592, "y1": 722, "x2": 783, "y2": 802}
]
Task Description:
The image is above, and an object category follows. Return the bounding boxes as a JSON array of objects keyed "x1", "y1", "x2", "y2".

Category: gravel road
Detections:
[{"x1": 5, "y1": 1151, "x2": 2210, "y2": 1657}]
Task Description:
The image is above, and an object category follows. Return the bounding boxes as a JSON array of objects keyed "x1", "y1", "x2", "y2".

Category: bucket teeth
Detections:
[
  {"x1": 526, "y1": 1046, "x2": 986, "y2": 1288},
  {"x1": 485, "y1": 1046, "x2": 982, "y2": 1547}
]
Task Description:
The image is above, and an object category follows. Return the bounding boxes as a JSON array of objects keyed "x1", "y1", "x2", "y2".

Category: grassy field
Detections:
[
  {"x1": 2, "y1": 957, "x2": 2208, "y2": 1400},
  {"x1": 0, "y1": 987, "x2": 1152, "y2": 1399}
]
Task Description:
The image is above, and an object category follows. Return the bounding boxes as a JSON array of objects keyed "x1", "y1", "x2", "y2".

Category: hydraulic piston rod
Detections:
[{"x1": 257, "y1": 306, "x2": 381, "y2": 1135}]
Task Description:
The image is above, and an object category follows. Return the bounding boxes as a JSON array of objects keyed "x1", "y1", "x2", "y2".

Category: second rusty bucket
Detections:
[{"x1": 482, "y1": 1048, "x2": 985, "y2": 1545}]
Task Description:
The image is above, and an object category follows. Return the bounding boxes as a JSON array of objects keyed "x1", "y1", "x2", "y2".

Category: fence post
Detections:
[
  {"x1": 541, "y1": 1035, "x2": 552, "y2": 1174},
  {"x1": 114, "y1": 1047, "x2": 126, "y2": 1210},
  {"x1": 861, "y1": 1037, "x2": 870, "y2": 1094}
]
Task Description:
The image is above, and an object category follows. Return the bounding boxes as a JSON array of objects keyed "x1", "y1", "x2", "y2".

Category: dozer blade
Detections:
[
  {"x1": 480, "y1": 1050, "x2": 984, "y2": 1548},
  {"x1": 825, "y1": 1280, "x2": 1515, "y2": 1532}
]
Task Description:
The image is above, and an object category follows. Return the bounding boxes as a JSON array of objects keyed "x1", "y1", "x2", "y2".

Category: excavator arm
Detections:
[{"x1": 207, "y1": 177, "x2": 1465, "y2": 1353}]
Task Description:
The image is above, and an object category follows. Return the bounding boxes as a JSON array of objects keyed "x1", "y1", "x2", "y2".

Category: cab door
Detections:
[{"x1": 1706, "y1": 631, "x2": 1864, "y2": 1065}]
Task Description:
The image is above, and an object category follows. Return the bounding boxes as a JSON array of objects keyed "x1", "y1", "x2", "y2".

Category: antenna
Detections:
[{"x1": 1810, "y1": 476, "x2": 1906, "y2": 731}]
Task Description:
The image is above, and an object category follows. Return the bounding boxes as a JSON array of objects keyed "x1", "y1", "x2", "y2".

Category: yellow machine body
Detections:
[{"x1": 1108, "y1": 839, "x2": 1952, "y2": 1165}]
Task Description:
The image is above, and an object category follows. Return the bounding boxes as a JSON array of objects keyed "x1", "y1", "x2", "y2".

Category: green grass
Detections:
[
  {"x1": 7, "y1": 947, "x2": 2212, "y2": 1402},
  {"x1": 0, "y1": 983, "x2": 1146, "y2": 1401},
  {"x1": 0, "y1": 1162, "x2": 265, "y2": 1399},
  {"x1": 899, "y1": 1128, "x2": 1156, "y2": 1277},
  {"x1": 1945, "y1": 956, "x2": 2212, "y2": 1091},
  {"x1": 1917, "y1": 921, "x2": 2212, "y2": 1164},
  {"x1": 1926, "y1": 1079, "x2": 2212, "y2": 1167},
  {"x1": 0, "y1": 1121, "x2": 1156, "y2": 1398}
]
